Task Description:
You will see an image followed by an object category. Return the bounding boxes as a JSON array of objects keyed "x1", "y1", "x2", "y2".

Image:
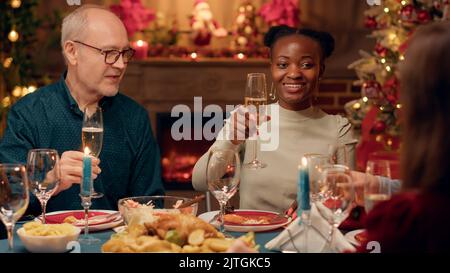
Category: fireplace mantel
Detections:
[{"x1": 120, "y1": 58, "x2": 270, "y2": 134}]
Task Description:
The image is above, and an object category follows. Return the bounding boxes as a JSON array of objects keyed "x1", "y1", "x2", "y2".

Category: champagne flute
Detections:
[
  {"x1": 82, "y1": 105, "x2": 104, "y2": 199},
  {"x1": 206, "y1": 148, "x2": 240, "y2": 235},
  {"x1": 244, "y1": 73, "x2": 268, "y2": 169},
  {"x1": 364, "y1": 159, "x2": 392, "y2": 212},
  {"x1": 318, "y1": 164, "x2": 354, "y2": 252},
  {"x1": 0, "y1": 164, "x2": 29, "y2": 252},
  {"x1": 27, "y1": 149, "x2": 60, "y2": 224}
]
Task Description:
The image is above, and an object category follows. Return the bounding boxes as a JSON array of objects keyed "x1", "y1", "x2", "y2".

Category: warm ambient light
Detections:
[
  {"x1": 190, "y1": 52, "x2": 198, "y2": 59},
  {"x1": 362, "y1": 96, "x2": 369, "y2": 103}
]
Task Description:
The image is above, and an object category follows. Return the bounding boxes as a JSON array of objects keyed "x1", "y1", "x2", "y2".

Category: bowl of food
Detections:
[
  {"x1": 118, "y1": 195, "x2": 200, "y2": 225},
  {"x1": 17, "y1": 221, "x2": 81, "y2": 253}
]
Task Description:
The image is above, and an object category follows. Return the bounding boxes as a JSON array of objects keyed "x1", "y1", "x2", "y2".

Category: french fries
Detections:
[{"x1": 102, "y1": 218, "x2": 258, "y2": 253}]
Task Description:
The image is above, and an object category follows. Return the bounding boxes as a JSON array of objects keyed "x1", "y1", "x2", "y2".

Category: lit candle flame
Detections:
[
  {"x1": 301, "y1": 156, "x2": 308, "y2": 168},
  {"x1": 136, "y1": 40, "x2": 144, "y2": 47},
  {"x1": 84, "y1": 147, "x2": 91, "y2": 155}
]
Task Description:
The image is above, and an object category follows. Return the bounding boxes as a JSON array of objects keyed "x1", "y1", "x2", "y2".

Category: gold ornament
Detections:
[
  {"x1": 12, "y1": 86, "x2": 22, "y2": 97},
  {"x1": 1, "y1": 96, "x2": 11, "y2": 108},
  {"x1": 11, "y1": 0, "x2": 21, "y2": 8},
  {"x1": 3, "y1": 57, "x2": 13, "y2": 68},
  {"x1": 8, "y1": 29, "x2": 19, "y2": 42}
]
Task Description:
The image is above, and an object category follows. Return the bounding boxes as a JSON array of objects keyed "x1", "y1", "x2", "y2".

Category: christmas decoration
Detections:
[
  {"x1": 230, "y1": 0, "x2": 260, "y2": 51},
  {"x1": 1, "y1": 0, "x2": 40, "y2": 136},
  {"x1": 348, "y1": 0, "x2": 449, "y2": 170},
  {"x1": 259, "y1": 0, "x2": 300, "y2": 27},
  {"x1": 147, "y1": 12, "x2": 179, "y2": 46},
  {"x1": 110, "y1": 0, "x2": 155, "y2": 38},
  {"x1": 189, "y1": 0, "x2": 228, "y2": 47}
]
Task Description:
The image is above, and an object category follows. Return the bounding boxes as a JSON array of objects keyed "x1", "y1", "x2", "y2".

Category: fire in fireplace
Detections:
[{"x1": 157, "y1": 112, "x2": 226, "y2": 189}]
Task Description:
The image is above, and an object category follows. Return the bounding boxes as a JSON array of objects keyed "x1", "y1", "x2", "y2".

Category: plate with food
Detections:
[
  {"x1": 344, "y1": 229, "x2": 367, "y2": 246},
  {"x1": 36, "y1": 210, "x2": 123, "y2": 232},
  {"x1": 198, "y1": 209, "x2": 291, "y2": 232}
]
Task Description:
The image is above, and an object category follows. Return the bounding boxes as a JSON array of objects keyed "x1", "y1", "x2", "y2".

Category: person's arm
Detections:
[
  {"x1": 128, "y1": 112, "x2": 164, "y2": 197},
  {"x1": 377, "y1": 176, "x2": 402, "y2": 194},
  {"x1": 0, "y1": 105, "x2": 40, "y2": 215},
  {"x1": 336, "y1": 115, "x2": 357, "y2": 169}
]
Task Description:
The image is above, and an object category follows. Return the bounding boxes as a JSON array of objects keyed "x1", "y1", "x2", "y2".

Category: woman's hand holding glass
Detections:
[
  {"x1": 27, "y1": 149, "x2": 60, "y2": 224},
  {"x1": 228, "y1": 106, "x2": 271, "y2": 146},
  {"x1": 364, "y1": 160, "x2": 392, "y2": 213}
]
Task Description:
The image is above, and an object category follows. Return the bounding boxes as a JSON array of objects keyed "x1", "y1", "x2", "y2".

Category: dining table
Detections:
[{"x1": 0, "y1": 221, "x2": 281, "y2": 253}]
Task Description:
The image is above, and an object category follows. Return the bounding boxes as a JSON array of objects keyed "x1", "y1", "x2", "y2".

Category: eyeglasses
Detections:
[{"x1": 73, "y1": 40, "x2": 135, "y2": 65}]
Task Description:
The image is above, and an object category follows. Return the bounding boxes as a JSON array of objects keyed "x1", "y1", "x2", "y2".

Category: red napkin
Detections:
[{"x1": 338, "y1": 206, "x2": 367, "y2": 232}]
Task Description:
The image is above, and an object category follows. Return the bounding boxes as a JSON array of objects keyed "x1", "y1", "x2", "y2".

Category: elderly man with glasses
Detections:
[{"x1": 0, "y1": 4, "x2": 164, "y2": 214}]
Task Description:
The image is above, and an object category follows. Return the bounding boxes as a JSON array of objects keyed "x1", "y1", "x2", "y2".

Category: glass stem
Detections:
[
  {"x1": 218, "y1": 200, "x2": 227, "y2": 233},
  {"x1": 253, "y1": 126, "x2": 259, "y2": 162},
  {"x1": 6, "y1": 223, "x2": 14, "y2": 252},
  {"x1": 84, "y1": 206, "x2": 89, "y2": 237},
  {"x1": 41, "y1": 199, "x2": 48, "y2": 224}
]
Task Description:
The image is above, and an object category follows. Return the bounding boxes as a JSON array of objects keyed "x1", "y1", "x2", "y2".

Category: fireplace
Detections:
[{"x1": 157, "y1": 112, "x2": 227, "y2": 190}]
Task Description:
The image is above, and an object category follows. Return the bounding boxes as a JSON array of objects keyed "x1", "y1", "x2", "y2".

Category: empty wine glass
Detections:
[
  {"x1": 364, "y1": 159, "x2": 392, "y2": 213},
  {"x1": 244, "y1": 73, "x2": 268, "y2": 169},
  {"x1": 206, "y1": 148, "x2": 240, "y2": 235},
  {"x1": 318, "y1": 164, "x2": 354, "y2": 252},
  {"x1": 82, "y1": 105, "x2": 104, "y2": 199},
  {"x1": 304, "y1": 153, "x2": 332, "y2": 202},
  {"x1": 27, "y1": 149, "x2": 60, "y2": 224},
  {"x1": 0, "y1": 164, "x2": 29, "y2": 252}
]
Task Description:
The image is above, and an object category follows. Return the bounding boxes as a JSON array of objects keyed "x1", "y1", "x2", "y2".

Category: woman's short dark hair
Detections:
[
  {"x1": 399, "y1": 21, "x2": 450, "y2": 194},
  {"x1": 263, "y1": 25, "x2": 335, "y2": 61}
]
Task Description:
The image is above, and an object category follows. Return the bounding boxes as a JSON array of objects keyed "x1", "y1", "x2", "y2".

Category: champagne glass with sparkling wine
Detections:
[
  {"x1": 244, "y1": 73, "x2": 268, "y2": 169},
  {"x1": 82, "y1": 105, "x2": 104, "y2": 198}
]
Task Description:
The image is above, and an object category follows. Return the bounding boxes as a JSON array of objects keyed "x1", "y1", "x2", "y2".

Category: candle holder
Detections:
[{"x1": 78, "y1": 151, "x2": 99, "y2": 244}]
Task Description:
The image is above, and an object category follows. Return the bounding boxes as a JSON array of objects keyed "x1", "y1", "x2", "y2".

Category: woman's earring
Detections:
[{"x1": 269, "y1": 82, "x2": 277, "y2": 101}]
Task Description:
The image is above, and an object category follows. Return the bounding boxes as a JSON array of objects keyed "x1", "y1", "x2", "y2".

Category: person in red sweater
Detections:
[{"x1": 359, "y1": 21, "x2": 450, "y2": 253}]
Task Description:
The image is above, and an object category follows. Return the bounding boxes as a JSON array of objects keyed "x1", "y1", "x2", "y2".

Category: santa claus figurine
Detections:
[{"x1": 190, "y1": 0, "x2": 227, "y2": 46}]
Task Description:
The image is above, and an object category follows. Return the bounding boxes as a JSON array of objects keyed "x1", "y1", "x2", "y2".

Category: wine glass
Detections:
[
  {"x1": 304, "y1": 153, "x2": 332, "y2": 202},
  {"x1": 318, "y1": 164, "x2": 354, "y2": 252},
  {"x1": 206, "y1": 148, "x2": 240, "y2": 235},
  {"x1": 27, "y1": 149, "x2": 60, "y2": 224},
  {"x1": 82, "y1": 105, "x2": 104, "y2": 199},
  {"x1": 243, "y1": 73, "x2": 268, "y2": 169},
  {"x1": 364, "y1": 159, "x2": 392, "y2": 213},
  {"x1": 0, "y1": 164, "x2": 29, "y2": 252}
]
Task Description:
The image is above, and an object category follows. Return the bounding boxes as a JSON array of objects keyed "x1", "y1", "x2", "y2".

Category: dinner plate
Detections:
[
  {"x1": 344, "y1": 229, "x2": 366, "y2": 246},
  {"x1": 36, "y1": 210, "x2": 123, "y2": 232},
  {"x1": 198, "y1": 209, "x2": 291, "y2": 232}
]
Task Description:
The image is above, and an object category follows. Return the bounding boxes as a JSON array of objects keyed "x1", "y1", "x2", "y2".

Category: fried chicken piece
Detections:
[{"x1": 144, "y1": 213, "x2": 222, "y2": 243}]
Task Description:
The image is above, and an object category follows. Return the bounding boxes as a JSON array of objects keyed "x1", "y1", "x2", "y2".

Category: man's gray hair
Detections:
[{"x1": 60, "y1": 4, "x2": 110, "y2": 56}]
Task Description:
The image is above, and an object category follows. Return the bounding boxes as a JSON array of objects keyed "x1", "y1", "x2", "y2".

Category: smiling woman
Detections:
[{"x1": 192, "y1": 26, "x2": 356, "y2": 213}]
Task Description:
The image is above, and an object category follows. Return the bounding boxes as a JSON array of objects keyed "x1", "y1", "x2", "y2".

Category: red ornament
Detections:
[
  {"x1": 372, "y1": 120, "x2": 386, "y2": 133},
  {"x1": 417, "y1": 9, "x2": 431, "y2": 23},
  {"x1": 375, "y1": 43, "x2": 388, "y2": 57},
  {"x1": 400, "y1": 4, "x2": 417, "y2": 23},
  {"x1": 364, "y1": 16, "x2": 378, "y2": 29},
  {"x1": 362, "y1": 80, "x2": 382, "y2": 100}
]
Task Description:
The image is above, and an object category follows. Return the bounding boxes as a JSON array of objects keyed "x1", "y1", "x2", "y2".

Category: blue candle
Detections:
[
  {"x1": 81, "y1": 155, "x2": 92, "y2": 197},
  {"x1": 298, "y1": 157, "x2": 311, "y2": 216}
]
